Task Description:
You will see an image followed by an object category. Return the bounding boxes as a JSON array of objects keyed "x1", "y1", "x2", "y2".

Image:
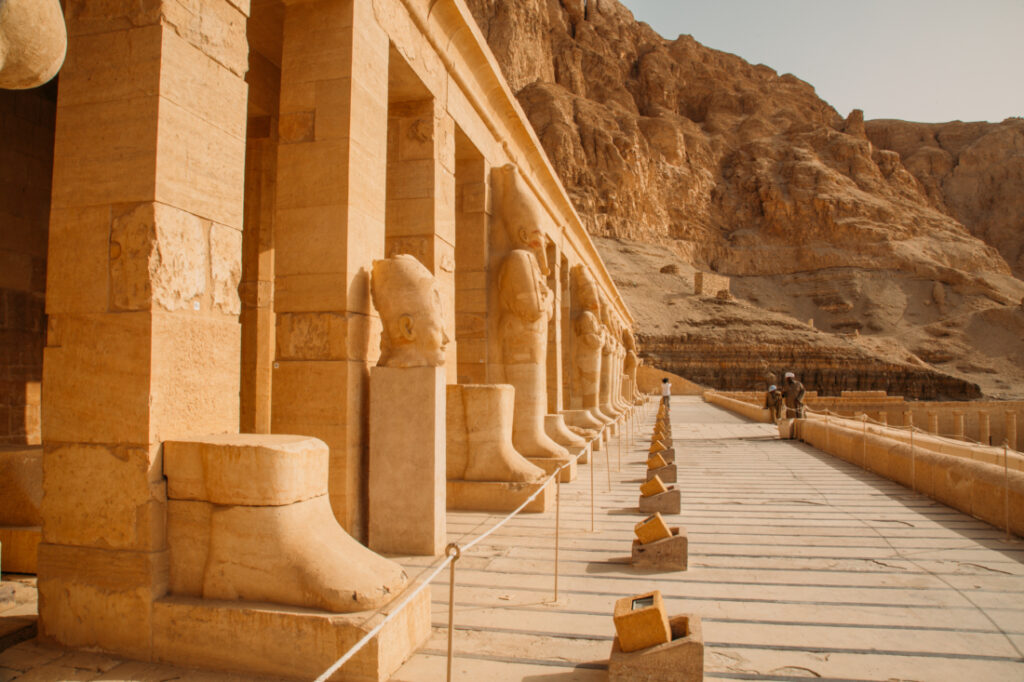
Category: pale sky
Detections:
[{"x1": 618, "y1": 0, "x2": 1024, "y2": 123}]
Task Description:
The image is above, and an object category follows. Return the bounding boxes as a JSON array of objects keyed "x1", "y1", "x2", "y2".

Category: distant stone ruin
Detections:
[{"x1": 694, "y1": 272, "x2": 730, "y2": 297}]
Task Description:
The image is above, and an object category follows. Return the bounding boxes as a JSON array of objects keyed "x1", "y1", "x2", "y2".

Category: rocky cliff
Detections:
[{"x1": 466, "y1": 0, "x2": 1024, "y2": 398}]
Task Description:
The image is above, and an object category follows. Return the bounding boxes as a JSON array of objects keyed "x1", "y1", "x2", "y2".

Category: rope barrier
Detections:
[{"x1": 314, "y1": 430, "x2": 592, "y2": 681}]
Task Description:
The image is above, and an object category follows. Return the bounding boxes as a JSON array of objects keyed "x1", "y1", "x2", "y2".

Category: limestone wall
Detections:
[{"x1": 0, "y1": 86, "x2": 54, "y2": 445}]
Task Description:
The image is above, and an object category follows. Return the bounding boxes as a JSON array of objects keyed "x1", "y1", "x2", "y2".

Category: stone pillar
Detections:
[
  {"x1": 545, "y1": 242, "x2": 563, "y2": 414},
  {"x1": 272, "y1": 0, "x2": 389, "y2": 536},
  {"x1": 953, "y1": 411, "x2": 965, "y2": 441},
  {"x1": 903, "y1": 411, "x2": 913, "y2": 428},
  {"x1": 877, "y1": 412, "x2": 887, "y2": 426},
  {"x1": 560, "y1": 257, "x2": 572, "y2": 409},
  {"x1": 454, "y1": 156, "x2": 489, "y2": 384},
  {"x1": 979, "y1": 412, "x2": 991, "y2": 446},
  {"x1": 40, "y1": 0, "x2": 249, "y2": 658},
  {"x1": 385, "y1": 98, "x2": 457, "y2": 382},
  {"x1": 368, "y1": 366, "x2": 445, "y2": 556},
  {"x1": 927, "y1": 412, "x2": 939, "y2": 435},
  {"x1": 1008, "y1": 412, "x2": 1019, "y2": 451}
]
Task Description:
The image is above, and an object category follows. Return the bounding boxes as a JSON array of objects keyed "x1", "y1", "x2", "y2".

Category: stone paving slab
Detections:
[{"x1": 393, "y1": 396, "x2": 1024, "y2": 681}]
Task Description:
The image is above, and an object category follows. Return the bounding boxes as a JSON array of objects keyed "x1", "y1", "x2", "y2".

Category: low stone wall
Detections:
[
  {"x1": 703, "y1": 391, "x2": 771, "y2": 423},
  {"x1": 799, "y1": 417, "x2": 1024, "y2": 537}
]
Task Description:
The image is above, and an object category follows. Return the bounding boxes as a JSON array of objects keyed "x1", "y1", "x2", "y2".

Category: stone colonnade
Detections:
[{"x1": 24, "y1": 0, "x2": 637, "y2": 672}]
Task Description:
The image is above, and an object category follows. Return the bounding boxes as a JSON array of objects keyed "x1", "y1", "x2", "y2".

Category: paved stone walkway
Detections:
[
  {"x1": 2, "y1": 396, "x2": 1023, "y2": 680},
  {"x1": 394, "y1": 396, "x2": 1024, "y2": 681}
]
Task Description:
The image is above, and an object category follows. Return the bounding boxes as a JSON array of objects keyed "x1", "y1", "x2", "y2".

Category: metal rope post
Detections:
[
  {"x1": 910, "y1": 426, "x2": 916, "y2": 493},
  {"x1": 605, "y1": 436, "x2": 613, "y2": 492},
  {"x1": 617, "y1": 423, "x2": 622, "y2": 472},
  {"x1": 862, "y1": 414, "x2": 867, "y2": 469},
  {"x1": 1005, "y1": 442, "x2": 1011, "y2": 542},
  {"x1": 445, "y1": 543, "x2": 461, "y2": 682},
  {"x1": 554, "y1": 475, "x2": 561, "y2": 601},
  {"x1": 590, "y1": 436, "x2": 595, "y2": 532}
]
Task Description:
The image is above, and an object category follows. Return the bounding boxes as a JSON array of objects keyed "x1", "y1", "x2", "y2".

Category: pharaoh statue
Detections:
[
  {"x1": 623, "y1": 328, "x2": 642, "y2": 403},
  {"x1": 598, "y1": 300, "x2": 624, "y2": 420},
  {"x1": 492, "y1": 164, "x2": 571, "y2": 463},
  {"x1": 569, "y1": 265, "x2": 612, "y2": 427},
  {"x1": 371, "y1": 254, "x2": 449, "y2": 368},
  {"x1": 0, "y1": 0, "x2": 67, "y2": 89},
  {"x1": 610, "y1": 320, "x2": 630, "y2": 413}
]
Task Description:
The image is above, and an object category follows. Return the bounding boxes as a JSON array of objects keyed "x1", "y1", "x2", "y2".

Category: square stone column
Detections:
[
  {"x1": 546, "y1": 242, "x2": 564, "y2": 414},
  {"x1": 386, "y1": 98, "x2": 458, "y2": 382},
  {"x1": 40, "y1": 0, "x2": 249, "y2": 658},
  {"x1": 454, "y1": 156, "x2": 490, "y2": 384},
  {"x1": 271, "y1": 0, "x2": 389, "y2": 537},
  {"x1": 368, "y1": 366, "x2": 445, "y2": 556}
]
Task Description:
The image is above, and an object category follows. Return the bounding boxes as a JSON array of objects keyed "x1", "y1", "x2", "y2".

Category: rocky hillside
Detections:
[{"x1": 466, "y1": 0, "x2": 1024, "y2": 399}]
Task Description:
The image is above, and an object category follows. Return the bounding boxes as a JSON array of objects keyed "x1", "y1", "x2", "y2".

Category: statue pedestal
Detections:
[
  {"x1": 647, "y1": 464, "x2": 677, "y2": 484},
  {"x1": 369, "y1": 366, "x2": 445, "y2": 556},
  {"x1": 639, "y1": 489, "x2": 681, "y2": 515},
  {"x1": 527, "y1": 455, "x2": 577, "y2": 482},
  {"x1": 631, "y1": 527, "x2": 688, "y2": 571},
  {"x1": 609, "y1": 615, "x2": 703, "y2": 681},
  {"x1": 152, "y1": 587, "x2": 431, "y2": 682},
  {"x1": 447, "y1": 479, "x2": 552, "y2": 513}
]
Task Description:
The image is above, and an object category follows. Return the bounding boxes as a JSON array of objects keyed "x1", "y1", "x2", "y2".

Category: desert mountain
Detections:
[{"x1": 465, "y1": 0, "x2": 1024, "y2": 399}]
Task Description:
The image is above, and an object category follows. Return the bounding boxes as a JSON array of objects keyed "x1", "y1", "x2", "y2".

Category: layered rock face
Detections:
[{"x1": 466, "y1": 0, "x2": 1024, "y2": 398}]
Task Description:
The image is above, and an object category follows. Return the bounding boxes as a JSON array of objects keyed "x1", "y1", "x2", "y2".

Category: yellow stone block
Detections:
[
  {"x1": 612, "y1": 590, "x2": 672, "y2": 653},
  {"x1": 648, "y1": 439, "x2": 665, "y2": 454},
  {"x1": 647, "y1": 453, "x2": 667, "y2": 470},
  {"x1": 634, "y1": 513, "x2": 672, "y2": 545},
  {"x1": 640, "y1": 476, "x2": 668, "y2": 498}
]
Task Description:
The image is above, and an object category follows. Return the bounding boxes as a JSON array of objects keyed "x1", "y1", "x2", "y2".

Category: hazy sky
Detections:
[{"x1": 618, "y1": 0, "x2": 1024, "y2": 123}]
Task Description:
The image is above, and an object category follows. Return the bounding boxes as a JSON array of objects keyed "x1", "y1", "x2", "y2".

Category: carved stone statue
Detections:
[
  {"x1": 569, "y1": 264, "x2": 612, "y2": 426},
  {"x1": 0, "y1": 0, "x2": 67, "y2": 89},
  {"x1": 493, "y1": 164, "x2": 570, "y2": 462},
  {"x1": 623, "y1": 328, "x2": 642, "y2": 403},
  {"x1": 371, "y1": 254, "x2": 449, "y2": 368}
]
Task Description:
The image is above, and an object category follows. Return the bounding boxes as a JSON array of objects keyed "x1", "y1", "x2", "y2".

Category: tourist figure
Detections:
[
  {"x1": 660, "y1": 377, "x2": 671, "y2": 407},
  {"x1": 764, "y1": 384, "x2": 784, "y2": 422},
  {"x1": 783, "y1": 372, "x2": 805, "y2": 419}
]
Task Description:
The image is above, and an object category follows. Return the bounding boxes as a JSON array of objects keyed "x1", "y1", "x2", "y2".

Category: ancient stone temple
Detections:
[{"x1": 0, "y1": 0, "x2": 634, "y2": 678}]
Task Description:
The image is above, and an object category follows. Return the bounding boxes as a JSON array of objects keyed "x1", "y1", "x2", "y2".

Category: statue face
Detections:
[
  {"x1": 393, "y1": 283, "x2": 449, "y2": 367},
  {"x1": 516, "y1": 226, "x2": 549, "y2": 276}
]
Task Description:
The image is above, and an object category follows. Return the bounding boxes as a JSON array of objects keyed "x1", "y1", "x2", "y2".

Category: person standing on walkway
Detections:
[
  {"x1": 764, "y1": 384, "x2": 784, "y2": 422},
  {"x1": 783, "y1": 372, "x2": 805, "y2": 419},
  {"x1": 660, "y1": 377, "x2": 671, "y2": 408}
]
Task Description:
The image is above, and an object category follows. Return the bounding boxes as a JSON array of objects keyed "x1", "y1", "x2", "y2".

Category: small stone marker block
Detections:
[
  {"x1": 632, "y1": 527, "x2": 687, "y2": 570},
  {"x1": 651, "y1": 447, "x2": 675, "y2": 464},
  {"x1": 609, "y1": 614, "x2": 704, "y2": 681},
  {"x1": 638, "y1": 488, "x2": 680, "y2": 515},
  {"x1": 646, "y1": 464, "x2": 677, "y2": 483},
  {"x1": 648, "y1": 440, "x2": 666, "y2": 454},
  {"x1": 634, "y1": 513, "x2": 672, "y2": 545},
  {"x1": 640, "y1": 476, "x2": 667, "y2": 497},
  {"x1": 647, "y1": 453, "x2": 667, "y2": 470},
  {"x1": 612, "y1": 590, "x2": 671, "y2": 653}
]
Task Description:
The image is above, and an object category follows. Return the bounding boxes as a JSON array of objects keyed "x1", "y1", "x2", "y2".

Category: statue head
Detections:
[
  {"x1": 571, "y1": 265, "x2": 600, "y2": 314},
  {"x1": 492, "y1": 164, "x2": 549, "y2": 275},
  {"x1": 371, "y1": 255, "x2": 449, "y2": 368}
]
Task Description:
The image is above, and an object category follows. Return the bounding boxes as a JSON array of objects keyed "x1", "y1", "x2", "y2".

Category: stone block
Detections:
[
  {"x1": 609, "y1": 615, "x2": 704, "y2": 681},
  {"x1": 0, "y1": 526, "x2": 40, "y2": 573},
  {"x1": 634, "y1": 513, "x2": 672, "y2": 545},
  {"x1": 36, "y1": 543, "x2": 169, "y2": 660},
  {"x1": 446, "y1": 479, "x2": 551, "y2": 513},
  {"x1": 651, "y1": 447, "x2": 675, "y2": 464},
  {"x1": 647, "y1": 453, "x2": 667, "y2": 470},
  {"x1": 647, "y1": 464, "x2": 677, "y2": 484},
  {"x1": 152, "y1": 587, "x2": 430, "y2": 682},
  {"x1": 41, "y1": 442, "x2": 166, "y2": 551},
  {"x1": 612, "y1": 590, "x2": 671, "y2": 653},
  {"x1": 0, "y1": 445, "x2": 42, "y2": 526},
  {"x1": 648, "y1": 440, "x2": 667, "y2": 454},
  {"x1": 163, "y1": 434, "x2": 328, "y2": 506},
  {"x1": 639, "y1": 476, "x2": 667, "y2": 498},
  {"x1": 369, "y1": 366, "x2": 445, "y2": 556},
  {"x1": 638, "y1": 489, "x2": 681, "y2": 515},
  {"x1": 632, "y1": 527, "x2": 688, "y2": 571}
]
